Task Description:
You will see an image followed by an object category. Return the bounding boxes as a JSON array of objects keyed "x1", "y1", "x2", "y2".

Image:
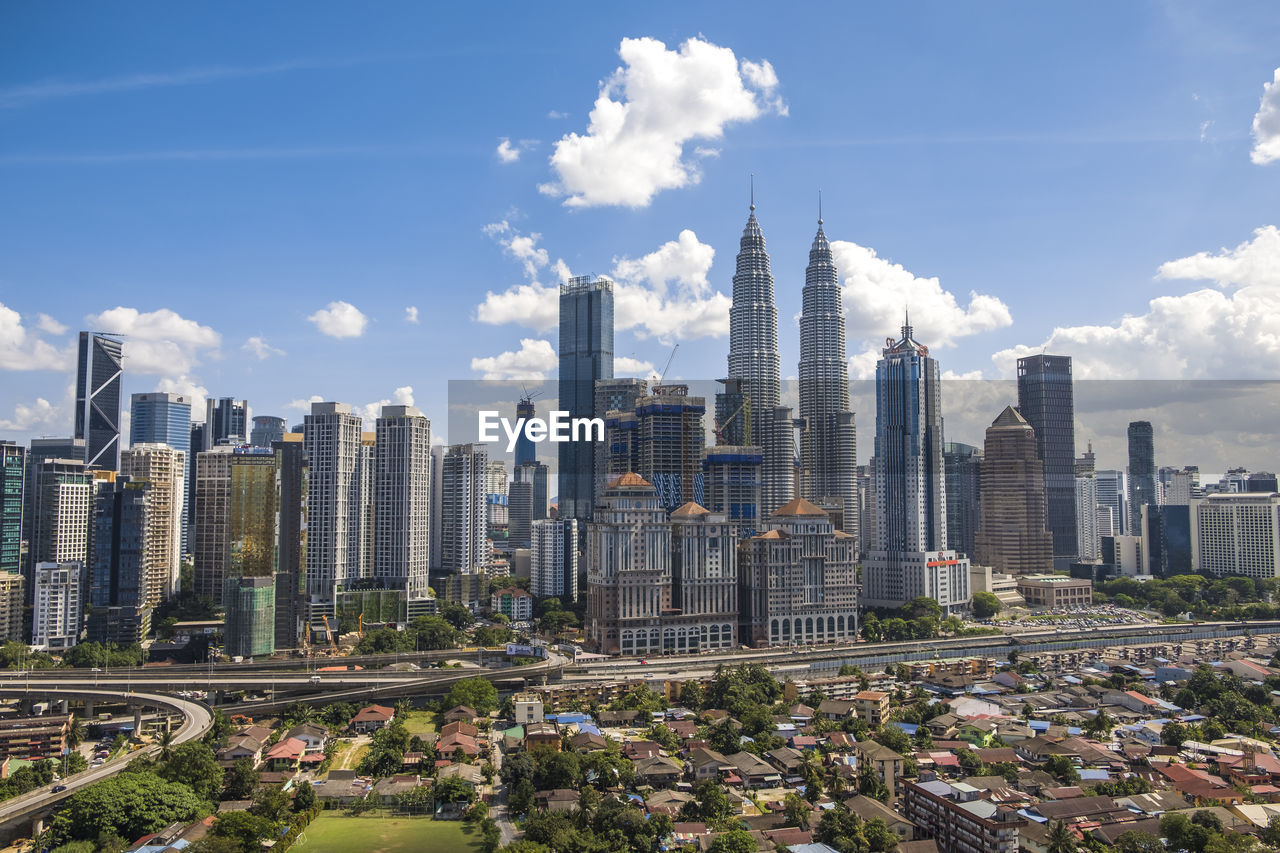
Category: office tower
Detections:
[
  {"x1": 0, "y1": 442, "x2": 23, "y2": 576},
  {"x1": 1163, "y1": 467, "x2": 1198, "y2": 506},
  {"x1": 354, "y1": 432, "x2": 376, "y2": 580},
  {"x1": 636, "y1": 385, "x2": 705, "y2": 511},
  {"x1": 943, "y1": 442, "x2": 982, "y2": 560},
  {"x1": 224, "y1": 576, "x2": 274, "y2": 659},
  {"x1": 1127, "y1": 421, "x2": 1156, "y2": 534},
  {"x1": 863, "y1": 318, "x2": 969, "y2": 613},
  {"x1": 120, "y1": 443, "x2": 185, "y2": 603},
  {"x1": 1016, "y1": 355, "x2": 1077, "y2": 561},
  {"x1": 272, "y1": 436, "x2": 307, "y2": 649},
  {"x1": 1218, "y1": 468, "x2": 1250, "y2": 494},
  {"x1": 508, "y1": 478, "x2": 533, "y2": 549},
  {"x1": 441, "y1": 443, "x2": 489, "y2": 573},
  {"x1": 87, "y1": 476, "x2": 152, "y2": 644},
  {"x1": 798, "y1": 210, "x2": 857, "y2": 534},
  {"x1": 1250, "y1": 472, "x2": 1279, "y2": 493},
  {"x1": 669, "y1": 503, "x2": 740, "y2": 651},
  {"x1": 193, "y1": 447, "x2": 234, "y2": 602},
  {"x1": 373, "y1": 406, "x2": 432, "y2": 601},
  {"x1": 702, "y1": 445, "x2": 762, "y2": 535},
  {"x1": 1096, "y1": 470, "x2": 1126, "y2": 536},
  {"x1": 0, "y1": 573, "x2": 22, "y2": 643},
  {"x1": 249, "y1": 416, "x2": 286, "y2": 448},
  {"x1": 486, "y1": 460, "x2": 508, "y2": 497},
  {"x1": 223, "y1": 447, "x2": 281, "y2": 657},
  {"x1": 1075, "y1": 443, "x2": 1096, "y2": 477},
  {"x1": 429, "y1": 443, "x2": 445, "y2": 569},
  {"x1": 739, "y1": 497, "x2": 858, "y2": 647},
  {"x1": 1141, "y1": 503, "x2": 1191, "y2": 577},
  {"x1": 530, "y1": 518, "x2": 578, "y2": 601},
  {"x1": 513, "y1": 396, "x2": 537, "y2": 468},
  {"x1": 1191, "y1": 493, "x2": 1280, "y2": 578},
  {"x1": 32, "y1": 561, "x2": 84, "y2": 650},
  {"x1": 713, "y1": 377, "x2": 749, "y2": 446},
  {"x1": 586, "y1": 473, "x2": 669, "y2": 655},
  {"x1": 594, "y1": 378, "x2": 648, "y2": 505},
  {"x1": 303, "y1": 403, "x2": 363, "y2": 614},
  {"x1": 558, "y1": 274, "x2": 614, "y2": 521},
  {"x1": 974, "y1": 407, "x2": 1054, "y2": 576},
  {"x1": 726, "y1": 199, "x2": 792, "y2": 516},
  {"x1": 1075, "y1": 474, "x2": 1101, "y2": 561},
  {"x1": 187, "y1": 421, "x2": 206, "y2": 538},
  {"x1": 75, "y1": 332, "x2": 124, "y2": 469},
  {"x1": 129, "y1": 392, "x2": 192, "y2": 450},
  {"x1": 28, "y1": 458, "x2": 92, "y2": 577},
  {"x1": 206, "y1": 398, "x2": 250, "y2": 447}
]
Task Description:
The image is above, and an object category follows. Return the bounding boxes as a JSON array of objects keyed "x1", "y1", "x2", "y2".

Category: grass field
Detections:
[
  {"x1": 402, "y1": 711, "x2": 438, "y2": 737},
  {"x1": 291, "y1": 814, "x2": 482, "y2": 853},
  {"x1": 328, "y1": 740, "x2": 369, "y2": 771}
]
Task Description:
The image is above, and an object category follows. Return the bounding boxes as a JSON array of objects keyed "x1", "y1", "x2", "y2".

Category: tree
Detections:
[
  {"x1": 1043, "y1": 754, "x2": 1080, "y2": 785},
  {"x1": 222, "y1": 758, "x2": 258, "y2": 800},
  {"x1": 184, "y1": 838, "x2": 242, "y2": 853},
  {"x1": 444, "y1": 677, "x2": 499, "y2": 715},
  {"x1": 157, "y1": 742, "x2": 224, "y2": 802},
  {"x1": 971, "y1": 591, "x2": 1001, "y2": 619},
  {"x1": 1047, "y1": 820, "x2": 1076, "y2": 853},
  {"x1": 209, "y1": 811, "x2": 272, "y2": 853},
  {"x1": 509, "y1": 777, "x2": 535, "y2": 817},
  {"x1": 1161, "y1": 720, "x2": 1189, "y2": 748},
  {"x1": 693, "y1": 780, "x2": 732, "y2": 823},
  {"x1": 1115, "y1": 830, "x2": 1165, "y2": 853},
  {"x1": 250, "y1": 787, "x2": 290, "y2": 824},
  {"x1": 47, "y1": 775, "x2": 208, "y2": 847},
  {"x1": 902, "y1": 596, "x2": 943, "y2": 621},
  {"x1": 410, "y1": 616, "x2": 460, "y2": 650},
  {"x1": 432, "y1": 775, "x2": 475, "y2": 805},
  {"x1": 293, "y1": 780, "x2": 316, "y2": 813},
  {"x1": 354, "y1": 627, "x2": 413, "y2": 655},
  {"x1": 873, "y1": 725, "x2": 911, "y2": 754},
  {"x1": 679, "y1": 681, "x2": 704, "y2": 710},
  {"x1": 438, "y1": 601, "x2": 474, "y2": 630},
  {"x1": 864, "y1": 818, "x2": 898, "y2": 852},
  {"x1": 783, "y1": 792, "x2": 810, "y2": 829},
  {"x1": 1084, "y1": 710, "x2": 1115, "y2": 739},
  {"x1": 707, "y1": 828, "x2": 757, "y2": 853}
]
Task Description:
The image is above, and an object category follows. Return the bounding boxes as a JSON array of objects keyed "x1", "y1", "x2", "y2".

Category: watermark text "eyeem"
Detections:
[{"x1": 477, "y1": 411, "x2": 605, "y2": 453}]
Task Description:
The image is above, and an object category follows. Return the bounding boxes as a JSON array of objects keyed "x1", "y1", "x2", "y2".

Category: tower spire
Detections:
[
  {"x1": 818, "y1": 189, "x2": 822, "y2": 226},
  {"x1": 903, "y1": 308, "x2": 912, "y2": 340},
  {"x1": 750, "y1": 173, "x2": 755, "y2": 212}
]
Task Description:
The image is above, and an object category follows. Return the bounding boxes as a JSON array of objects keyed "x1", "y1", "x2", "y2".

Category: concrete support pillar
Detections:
[
  {"x1": 31, "y1": 817, "x2": 43, "y2": 836},
  {"x1": 84, "y1": 699, "x2": 95, "y2": 717},
  {"x1": 58, "y1": 699, "x2": 69, "y2": 715},
  {"x1": 133, "y1": 706, "x2": 143, "y2": 737},
  {"x1": 19, "y1": 698, "x2": 33, "y2": 715}
]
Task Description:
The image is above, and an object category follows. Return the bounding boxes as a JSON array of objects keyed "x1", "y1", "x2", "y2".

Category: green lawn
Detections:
[
  {"x1": 292, "y1": 814, "x2": 482, "y2": 853},
  {"x1": 329, "y1": 740, "x2": 369, "y2": 771},
  {"x1": 402, "y1": 710, "x2": 438, "y2": 737}
]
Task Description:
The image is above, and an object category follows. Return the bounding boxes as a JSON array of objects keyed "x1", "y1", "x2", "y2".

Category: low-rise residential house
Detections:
[
  {"x1": 623, "y1": 740, "x2": 662, "y2": 761},
  {"x1": 373, "y1": 774, "x2": 423, "y2": 803},
  {"x1": 523, "y1": 721, "x2": 560, "y2": 752},
  {"x1": 438, "y1": 732, "x2": 482, "y2": 758},
  {"x1": 285, "y1": 722, "x2": 328, "y2": 752},
  {"x1": 687, "y1": 747, "x2": 734, "y2": 782},
  {"x1": 646, "y1": 789, "x2": 695, "y2": 817},
  {"x1": 598, "y1": 710, "x2": 646, "y2": 727},
  {"x1": 570, "y1": 731, "x2": 608, "y2": 752},
  {"x1": 844, "y1": 794, "x2": 916, "y2": 841},
  {"x1": 635, "y1": 755, "x2": 683, "y2": 788},
  {"x1": 854, "y1": 691, "x2": 891, "y2": 727},
  {"x1": 349, "y1": 704, "x2": 396, "y2": 734},
  {"x1": 217, "y1": 733, "x2": 266, "y2": 765},
  {"x1": 443, "y1": 705, "x2": 477, "y2": 724},
  {"x1": 817, "y1": 699, "x2": 856, "y2": 721},
  {"x1": 535, "y1": 788, "x2": 580, "y2": 812},
  {"x1": 312, "y1": 770, "x2": 372, "y2": 806},
  {"x1": 437, "y1": 762, "x2": 484, "y2": 786},
  {"x1": 441, "y1": 720, "x2": 479, "y2": 739},
  {"x1": 726, "y1": 751, "x2": 782, "y2": 788},
  {"x1": 263, "y1": 737, "x2": 305, "y2": 771},
  {"x1": 765, "y1": 747, "x2": 805, "y2": 776}
]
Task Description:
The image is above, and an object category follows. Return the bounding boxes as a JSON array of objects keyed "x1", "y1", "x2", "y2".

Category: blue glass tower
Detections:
[
  {"x1": 130, "y1": 392, "x2": 193, "y2": 454},
  {"x1": 558, "y1": 274, "x2": 614, "y2": 521}
]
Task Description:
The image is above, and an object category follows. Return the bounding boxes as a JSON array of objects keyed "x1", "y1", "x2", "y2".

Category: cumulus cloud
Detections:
[
  {"x1": 611, "y1": 229, "x2": 730, "y2": 343},
  {"x1": 547, "y1": 110, "x2": 569, "y2": 120},
  {"x1": 242, "y1": 336, "x2": 285, "y2": 360},
  {"x1": 828, "y1": 241, "x2": 1013, "y2": 378},
  {"x1": 0, "y1": 392, "x2": 68, "y2": 432},
  {"x1": 483, "y1": 220, "x2": 550, "y2": 277},
  {"x1": 307, "y1": 300, "x2": 368, "y2": 338},
  {"x1": 0, "y1": 303, "x2": 72, "y2": 371},
  {"x1": 36, "y1": 313, "x2": 67, "y2": 335},
  {"x1": 357, "y1": 385, "x2": 416, "y2": 423},
  {"x1": 615, "y1": 356, "x2": 658, "y2": 378},
  {"x1": 475, "y1": 222, "x2": 563, "y2": 332},
  {"x1": 1251, "y1": 67, "x2": 1280, "y2": 165},
  {"x1": 496, "y1": 138, "x2": 521, "y2": 163},
  {"x1": 286, "y1": 395, "x2": 324, "y2": 412},
  {"x1": 84, "y1": 306, "x2": 221, "y2": 375},
  {"x1": 991, "y1": 225, "x2": 1280, "y2": 379},
  {"x1": 471, "y1": 338, "x2": 558, "y2": 380},
  {"x1": 539, "y1": 36, "x2": 786, "y2": 207},
  {"x1": 404, "y1": 306, "x2": 419, "y2": 324},
  {"x1": 155, "y1": 375, "x2": 211, "y2": 413}
]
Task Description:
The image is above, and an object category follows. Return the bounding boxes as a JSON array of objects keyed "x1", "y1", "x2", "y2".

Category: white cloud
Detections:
[
  {"x1": 991, "y1": 225, "x2": 1280, "y2": 379},
  {"x1": 84, "y1": 306, "x2": 221, "y2": 375},
  {"x1": 496, "y1": 137, "x2": 521, "y2": 163},
  {"x1": 287, "y1": 395, "x2": 324, "y2": 412},
  {"x1": 404, "y1": 306, "x2": 419, "y2": 324},
  {"x1": 0, "y1": 395, "x2": 65, "y2": 431},
  {"x1": 828, "y1": 241, "x2": 1013, "y2": 378},
  {"x1": 36, "y1": 313, "x2": 67, "y2": 335},
  {"x1": 547, "y1": 110, "x2": 569, "y2": 120},
  {"x1": 154, "y1": 375, "x2": 210, "y2": 414},
  {"x1": 0, "y1": 303, "x2": 72, "y2": 371},
  {"x1": 307, "y1": 300, "x2": 368, "y2": 338},
  {"x1": 1250, "y1": 67, "x2": 1280, "y2": 165},
  {"x1": 540, "y1": 36, "x2": 786, "y2": 208},
  {"x1": 475, "y1": 221, "x2": 563, "y2": 332},
  {"x1": 483, "y1": 220, "x2": 551, "y2": 277},
  {"x1": 242, "y1": 336, "x2": 285, "y2": 360},
  {"x1": 357, "y1": 385, "x2": 416, "y2": 423},
  {"x1": 611, "y1": 229, "x2": 730, "y2": 343},
  {"x1": 471, "y1": 338, "x2": 558, "y2": 380},
  {"x1": 615, "y1": 356, "x2": 658, "y2": 378}
]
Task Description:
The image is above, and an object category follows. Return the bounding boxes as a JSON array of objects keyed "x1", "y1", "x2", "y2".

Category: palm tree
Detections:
[
  {"x1": 1047, "y1": 819, "x2": 1076, "y2": 853},
  {"x1": 158, "y1": 728, "x2": 176, "y2": 761},
  {"x1": 67, "y1": 715, "x2": 86, "y2": 749}
]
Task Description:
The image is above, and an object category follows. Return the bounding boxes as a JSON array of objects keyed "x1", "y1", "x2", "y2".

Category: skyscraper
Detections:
[
  {"x1": 973, "y1": 407, "x2": 1054, "y2": 576},
  {"x1": 373, "y1": 405, "x2": 432, "y2": 601},
  {"x1": 635, "y1": 385, "x2": 705, "y2": 511},
  {"x1": 863, "y1": 318, "x2": 969, "y2": 613},
  {"x1": 304, "y1": 402, "x2": 364, "y2": 615},
  {"x1": 272, "y1": 435, "x2": 307, "y2": 649},
  {"x1": 223, "y1": 447, "x2": 280, "y2": 659},
  {"x1": 1016, "y1": 355, "x2": 1078, "y2": 562},
  {"x1": 87, "y1": 475, "x2": 152, "y2": 644},
  {"x1": 530, "y1": 517, "x2": 578, "y2": 602},
  {"x1": 943, "y1": 442, "x2": 982, "y2": 560},
  {"x1": 1127, "y1": 421, "x2": 1156, "y2": 534},
  {"x1": 558, "y1": 274, "x2": 614, "y2": 520},
  {"x1": 441, "y1": 443, "x2": 489, "y2": 573},
  {"x1": 130, "y1": 392, "x2": 192, "y2": 450},
  {"x1": 0, "y1": 442, "x2": 24, "y2": 577},
  {"x1": 1075, "y1": 474, "x2": 1101, "y2": 561},
  {"x1": 669, "y1": 502, "x2": 741, "y2": 651},
  {"x1": 702, "y1": 445, "x2": 762, "y2": 535},
  {"x1": 120, "y1": 443, "x2": 186, "y2": 603},
  {"x1": 726, "y1": 197, "x2": 792, "y2": 516},
  {"x1": 1096, "y1": 469, "x2": 1126, "y2": 537},
  {"x1": 28, "y1": 458, "x2": 92, "y2": 578},
  {"x1": 75, "y1": 332, "x2": 124, "y2": 469},
  {"x1": 32, "y1": 561, "x2": 84, "y2": 650},
  {"x1": 249, "y1": 415, "x2": 286, "y2": 448},
  {"x1": 513, "y1": 395, "x2": 537, "y2": 468},
  {"x1": 206, "y1": 398, "x2": 250, "y2": 446},
  {"x1": 798, "y1": 208, "x2": 857, "y2": 535}
]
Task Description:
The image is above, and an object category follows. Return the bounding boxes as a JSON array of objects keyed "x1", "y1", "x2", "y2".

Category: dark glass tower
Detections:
[
  {"x1": 129, "y1": 392, "x2": 193, "y2": 452},
  {"x1": 206, "y1": 398, "x2": 250, "y2": 446},
  {"x1": 558, "y1": 274, "x2": 614, "y2": 521},
  {"x1": 1127, "y1": 420, "x2": 1156, "y2": 534},
  {"x1": 75, "y1": 332, "x2": 124, "y2": 469},
  {"x1": 1016, "y1": 354, "x2": 1078, "y2": 560},
  {"x1": 943, "y1": 441, "x2": 982, "y2": 560},
  {"x1": 514, "y1": 396, "x2": 537, "y2": 468},
  {"x1": 0, "y1": 442, "x2": 24, "y2": 576}
]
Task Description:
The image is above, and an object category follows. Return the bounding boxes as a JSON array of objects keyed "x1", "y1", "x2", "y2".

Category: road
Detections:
[{"x1": 0, "y1": 689, "x2": 212, "y2": 826}]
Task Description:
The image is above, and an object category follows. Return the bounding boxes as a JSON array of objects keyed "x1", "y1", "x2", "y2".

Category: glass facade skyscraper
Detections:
[
  {"x1": 129, "y1": 393, "x2": 193, "y2": 453},
  {"x1": 558, "y1": 274, "x2": 614, "y2": 520},
  {"x1": 0, "y1": 442, "x2": 24, "y2": 576},
  {"x1": 75, "y1": 332, "x2": 124, "y2": 469},
  {"x1": 1128, "y1": 420, "x2": 1156, "y2": 534},
  {"x1": 1016, "y1": 354, "x2": 1077, "y2": 561}
]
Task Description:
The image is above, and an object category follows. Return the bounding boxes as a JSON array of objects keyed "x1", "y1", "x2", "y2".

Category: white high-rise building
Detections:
[
  {"x1": 1191, "y1": 493, "x2": 1280, "y2": 579},
  {"x1": 1096, "y1": 470, "x2": 1126, "y2": 536},
  {"x1": 1164, "y1": 469, "x2": 1198, "y2": 506},
  {"x1": 33, "y1": 561, "x2": 84, "y2": 650},
  {"x1": 354, "y1": 433, "x2": 376, "y2": 581},
  {"x1": 304, "y1": 402, "x2": 364, "y2": 612},
  {"x1": 1074, "y1": 475, "x2": 1101, "y2": 561},
  {"x1": 120, "y1": 443, "x2": 186, "y2": 602},
  {"x1": 530, "y1": 518, "x2": 578, "y2": 601},
  {"x1": 486, "y1": 461, "x2": 508, "y2": 497},
  {"x1": 441, "y1": 443, "x2": 489, "y2": 573},
  {"x1": 373, "y1": 406, "x2": 432, "y2": 601}
]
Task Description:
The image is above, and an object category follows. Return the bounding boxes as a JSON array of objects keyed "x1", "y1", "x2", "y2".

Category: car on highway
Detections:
[{"x1": 51, "y1": 785, "x2": 67, "y2": 793}]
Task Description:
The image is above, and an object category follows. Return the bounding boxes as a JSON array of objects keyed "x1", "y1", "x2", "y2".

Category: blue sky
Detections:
[{"x1": 2, "y1": 2, "x2": 1279, "y2": 472}]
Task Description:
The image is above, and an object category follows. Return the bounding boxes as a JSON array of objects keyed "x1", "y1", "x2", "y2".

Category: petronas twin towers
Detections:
[{"x1": 726, "y1": 196, "x2": 858, "y2": 534}]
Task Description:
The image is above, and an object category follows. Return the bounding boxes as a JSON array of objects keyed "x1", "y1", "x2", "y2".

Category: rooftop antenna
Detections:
[
  {"x1": 818, "y1": 189, "x2": 823, "y2": 226},
  {"x1": 750, "y1": 174, "x2": 755, "y2": 212}
]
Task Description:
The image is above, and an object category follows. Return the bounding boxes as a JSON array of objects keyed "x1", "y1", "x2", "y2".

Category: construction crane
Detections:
[
  {"x1": 659, "y1": 343, "x2": 679, "y2": 383},
  {"x1": 320, "y1": 615, "x2": 340, "y2": 654},
  {"x1": 714, "y1": 395, "x2": 752, "y2": 445}
]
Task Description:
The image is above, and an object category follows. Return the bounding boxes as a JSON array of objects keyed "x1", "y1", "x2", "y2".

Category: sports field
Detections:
[{"x1": 291, "y1": 814, "x2": 482, "y2": 853}]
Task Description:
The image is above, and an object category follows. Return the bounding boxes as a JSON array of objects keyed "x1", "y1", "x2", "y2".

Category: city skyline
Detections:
[{"x1": 3, "y1": 4, "x2": 1280, "y2": 477}]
